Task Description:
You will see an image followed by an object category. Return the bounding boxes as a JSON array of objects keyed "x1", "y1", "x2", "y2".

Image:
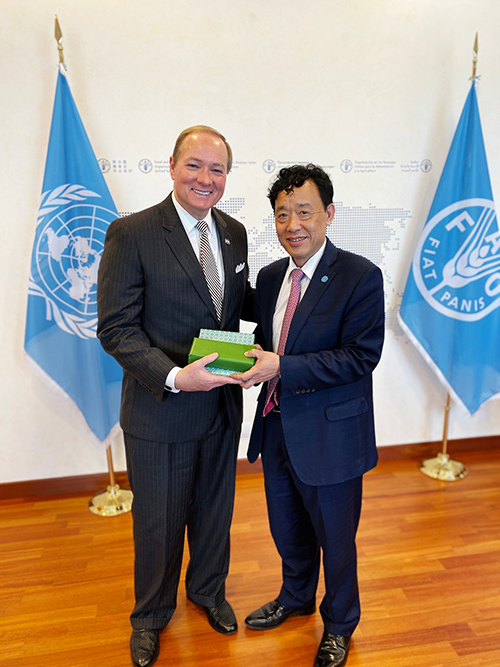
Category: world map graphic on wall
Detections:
[{"x1": 217, "y1": 197, "x2": 411, "y2": 336}]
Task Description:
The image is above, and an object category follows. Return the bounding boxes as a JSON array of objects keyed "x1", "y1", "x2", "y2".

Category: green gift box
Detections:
[{"x1": 188, "y1": 336, "x2": 255, "y2": 375}]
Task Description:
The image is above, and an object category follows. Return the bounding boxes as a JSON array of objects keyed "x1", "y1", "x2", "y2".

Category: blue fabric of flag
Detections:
[
  {"x1": 25, "y1": 65, "x2": 122, "y2": 441},
  {"x1": 399, "y1": 81, "x2": 500, "y2": 414}
]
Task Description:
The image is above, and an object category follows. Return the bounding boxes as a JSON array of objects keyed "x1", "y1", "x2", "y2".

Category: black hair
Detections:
[{"x1": 268, "y1": 164, "x2": 334, "y2": 210}]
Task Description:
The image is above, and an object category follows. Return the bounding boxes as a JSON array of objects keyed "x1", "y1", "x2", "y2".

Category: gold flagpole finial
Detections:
[
  {"x1": 472, "y1": 32, "x2": 478, "y2": 80},
  {"x1": 55, "y1": 15, "x2": 64, "y2": 64}
]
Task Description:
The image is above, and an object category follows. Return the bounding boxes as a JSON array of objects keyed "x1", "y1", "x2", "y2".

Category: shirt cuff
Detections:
[{"x1": 165, "y1": 366, "x2": 181, "y2": 393}]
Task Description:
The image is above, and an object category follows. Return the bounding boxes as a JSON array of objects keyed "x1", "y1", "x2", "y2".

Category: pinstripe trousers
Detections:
[{"x1": 124, "y1": 406, "x2": 239, "y2": 630}]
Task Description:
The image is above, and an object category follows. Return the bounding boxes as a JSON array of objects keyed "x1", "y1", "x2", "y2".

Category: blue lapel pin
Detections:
[{"x1": 321, "y1": 275, "x2": 328, "y2": 282}]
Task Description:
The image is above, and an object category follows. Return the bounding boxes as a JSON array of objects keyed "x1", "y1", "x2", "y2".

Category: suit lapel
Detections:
[
  {"x1": 285, "y1": 241, "x2": 338, "y2": 352},
  {"x1": 262, "y1": 260, "x2": 288, "y2": 347},
  {"x1": 161, "y1": 195, "x2": 219, "y2": 321}
]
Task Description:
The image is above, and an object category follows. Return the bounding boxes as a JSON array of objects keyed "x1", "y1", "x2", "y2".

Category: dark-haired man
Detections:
[
  {"x1": 98, "y1": 126, "x2": 254, "y2": 667},
  {"x1": 234, "y1": 165, "x2": 384, "y2": 667}
]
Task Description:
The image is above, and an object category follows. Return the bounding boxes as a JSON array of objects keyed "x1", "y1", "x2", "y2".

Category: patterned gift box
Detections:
[{"x1": 188, "y1": 329, "x2": 255, "y2": 376}]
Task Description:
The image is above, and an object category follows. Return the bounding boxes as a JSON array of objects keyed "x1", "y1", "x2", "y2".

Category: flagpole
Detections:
[
  {"x1": 472, "y1": 32, "x2": 478, "y2": 81},
  {"x1": 54, "y1": 15, "x2": 64, "y2": 65},
  {"x1": 50, "y1": 18, "x2": 132, "y2": 515},
  {"x1": 418, "y1": 35, "x2": 480, "y2": 483}
]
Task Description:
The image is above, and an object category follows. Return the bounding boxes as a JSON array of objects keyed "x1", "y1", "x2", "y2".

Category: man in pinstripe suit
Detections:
[{"x1": 97, "y1": 126, "x2": 254, "y2": 667}]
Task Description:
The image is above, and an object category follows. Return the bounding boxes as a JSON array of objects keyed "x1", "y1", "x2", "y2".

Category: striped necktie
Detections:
[
  {"x1": 196, "y1": 219, "x2": 223, "y2": 321},
  {"x1": 263, "y1": 268, "x2": 304, "y2": 416}
]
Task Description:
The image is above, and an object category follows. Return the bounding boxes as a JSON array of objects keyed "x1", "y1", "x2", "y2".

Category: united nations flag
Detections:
[
  {"x1": 399, "y1": 80, "x2": 500, "y2": 414},
  {"x1": 25, "y1": 64, "x2": 122, "y2": 442}
]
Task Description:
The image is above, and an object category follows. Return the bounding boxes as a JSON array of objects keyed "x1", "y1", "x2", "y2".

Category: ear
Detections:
[
  {"x1": 326, "y1": 203, "x2": 335, "y2": 226},
  {"x1": 169, "y1": 155, "x2": 176, "y2": 180}
]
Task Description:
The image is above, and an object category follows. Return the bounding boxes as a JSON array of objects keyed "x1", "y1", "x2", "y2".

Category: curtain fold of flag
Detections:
[
  {"x1": 399, "y1": 80, "x2": 500, "y2": 414},
  {"x1": 25, "y1": 64, "x2": 122, "y2": 442}
]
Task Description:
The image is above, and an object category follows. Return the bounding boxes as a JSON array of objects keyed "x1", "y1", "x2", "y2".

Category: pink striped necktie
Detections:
[{"x1": 263, "y1": 268, "x2": 304, "y2": 416}]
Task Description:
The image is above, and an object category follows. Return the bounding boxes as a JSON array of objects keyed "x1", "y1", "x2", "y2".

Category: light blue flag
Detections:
[
  {"x1": 25, "y1": 65, "x2": 122, "y2": 442},
  {"x1": 399, "y1": 80, "x2": 500, "y2": 414}
]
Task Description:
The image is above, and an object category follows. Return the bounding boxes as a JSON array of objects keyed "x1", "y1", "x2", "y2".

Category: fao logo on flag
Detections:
[
  {"x1": 413, "y1": 198, "x2": 500, "y2": 321},
  {"x1": 28, "y1": 184, "x2": 116, "y2": 338}
]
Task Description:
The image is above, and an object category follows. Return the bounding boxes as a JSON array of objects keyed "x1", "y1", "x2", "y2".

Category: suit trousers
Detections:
[
  {"x1": 124, "y1": 406, "x2": 239, "y2": 630},
  {"x1": 261, "y1": 410, "x2": 363, "y2": 637}
]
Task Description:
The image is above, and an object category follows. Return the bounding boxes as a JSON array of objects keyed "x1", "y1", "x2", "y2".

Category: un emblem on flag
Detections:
[
  {"x1": 413, "y1": 198, "x2": 500, "y2": 322},
  {"x1": 28, "y1": 184, "x2": 117, "y2": 338}
]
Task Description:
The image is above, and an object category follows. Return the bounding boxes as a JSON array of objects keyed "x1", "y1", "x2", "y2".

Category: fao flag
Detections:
[
  {"x1": 25, "y1": 64, "x2": 122, "y2": 442},
  {"x1": 399, "y1": 80, "x2": 500, "y2": 414}
]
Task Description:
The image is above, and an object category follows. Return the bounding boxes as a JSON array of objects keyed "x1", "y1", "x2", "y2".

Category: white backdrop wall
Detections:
[{"x1": 2, "y1": 0, "x2": 499, "y2": 484}]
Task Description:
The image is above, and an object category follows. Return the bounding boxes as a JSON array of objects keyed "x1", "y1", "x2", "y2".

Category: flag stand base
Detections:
[
  {"x1": 418, "y1": 393, "x2": 467, "y2": 482},
  {"x1": 88, "y1": 484, "x2": 133, "y2": 516},
  {"x1": 419, "y1": 452, "x2": 468, "y2": 482},
  {"x1": 88, "y1": 442, "x2": 133, "y2": 516}
]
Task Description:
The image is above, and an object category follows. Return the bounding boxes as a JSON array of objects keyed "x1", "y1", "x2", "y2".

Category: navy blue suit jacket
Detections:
[{"x1": 247, "y1": 239, "x2": 385, "y2": 486}]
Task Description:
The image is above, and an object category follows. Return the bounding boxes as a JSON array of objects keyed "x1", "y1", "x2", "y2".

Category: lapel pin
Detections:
[
  {"x1": 225, "y1": 238, "x2": 231, "y2": 245},
  {"x1": 321, "y1": 275, "x2": 328, "y2": 282}
]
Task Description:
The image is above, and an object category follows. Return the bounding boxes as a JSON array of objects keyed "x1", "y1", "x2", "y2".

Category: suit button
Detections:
[
  {"x1": 306, "y1": 388, "x2": 311, "y2": 393},
  {"x1": 296, "y1": 389, "x2": 301, "y2": 394},
  {"x1": 311, "y1": 388, "x2": 316, "y2": 392},
  {"x1": 301, "y1": 389, "x2": 306, "y2": 394}
]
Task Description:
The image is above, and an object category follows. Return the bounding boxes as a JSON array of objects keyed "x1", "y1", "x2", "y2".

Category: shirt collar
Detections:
[
  {"x1": 172, "y1": 192, "x2": 214, "y2": 234},
  {"x1": 286, "y1": 239, "x2": 327, "y2": 282}
]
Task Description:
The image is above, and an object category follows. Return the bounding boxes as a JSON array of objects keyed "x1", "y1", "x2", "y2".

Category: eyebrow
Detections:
[
  {"x1": 275, "y1": 201, "x2": 313, "y2": 211},
  {"x1": 185, "y1": 157, "x2": 226, "y2": 168}
]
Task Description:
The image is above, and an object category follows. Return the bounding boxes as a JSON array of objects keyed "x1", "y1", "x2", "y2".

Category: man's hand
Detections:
[
  {"x1": 231, "y1": 346, "x2": 280, "y2": 389},
  {"x1": 175, "y1": 353, "x2": 242, "y2": 392}
]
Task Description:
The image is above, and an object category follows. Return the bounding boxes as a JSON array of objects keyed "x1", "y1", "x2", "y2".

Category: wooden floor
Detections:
[{"x1": 1, "y1": 448, "x2": 499, "y2": 667}]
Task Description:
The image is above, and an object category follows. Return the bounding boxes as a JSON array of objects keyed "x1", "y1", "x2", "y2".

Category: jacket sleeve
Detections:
[{"x1": 97, "y1": 216, "x2": 174, "y2": 403}]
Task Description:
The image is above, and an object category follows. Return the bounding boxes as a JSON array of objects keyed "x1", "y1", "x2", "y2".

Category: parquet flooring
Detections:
[{"x1": 0, "y1": 448, "x2": 499, "y2": 666}]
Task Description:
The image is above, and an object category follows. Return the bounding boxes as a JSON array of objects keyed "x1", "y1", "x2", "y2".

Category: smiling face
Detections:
[
  {"x1": 169, "y1": 131, "x2": 229, "y2": 219},
  {"x1": 274, "y1": 179, "x2": 335, "y2": 267}
]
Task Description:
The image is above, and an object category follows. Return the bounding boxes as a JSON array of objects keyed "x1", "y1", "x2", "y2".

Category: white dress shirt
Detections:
[
  {"x1": 171, "y1": 193, "x2": 226, "y2": 292},
  {"x1": 272, "y1": 240, "x2": 327, "y2": 352},
  {"x1": 165, "y1": 194, "x2": 226, "y2": 392}
]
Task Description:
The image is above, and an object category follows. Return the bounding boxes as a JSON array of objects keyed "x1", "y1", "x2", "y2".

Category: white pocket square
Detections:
[{"x1": 235, "y1": 262, "x2": 245, "y2": 274}]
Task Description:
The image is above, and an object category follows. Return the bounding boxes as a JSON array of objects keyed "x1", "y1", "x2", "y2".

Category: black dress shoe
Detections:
[
  {"x1": 313, "y1": 630, "x2": 351, "y2": 667},
  {"x1": 130, "y1": 629, "x2": 160, "y2": 667},
  {"x1": 202, "y1": 599, "x2": 238, "y2": 635},
  {"x1": 245, "y1": 598, "x2": 316, "y2": 630}
]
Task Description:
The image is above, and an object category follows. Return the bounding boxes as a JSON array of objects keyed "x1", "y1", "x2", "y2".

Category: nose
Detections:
[
  {"x1": 285, "y1": 211, "x2": 301, "y2": 233},
  {"x1": 197, "y1": 167, "x2": 212, "y2": 185}
]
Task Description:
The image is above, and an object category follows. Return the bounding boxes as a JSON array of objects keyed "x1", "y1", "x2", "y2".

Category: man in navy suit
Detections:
[
  {"x1": 98, "y1": 126, "x2": 254, "y2": 667},
  {"x1": 234, "y1": 164, "x2": 384, "y2": 667}
]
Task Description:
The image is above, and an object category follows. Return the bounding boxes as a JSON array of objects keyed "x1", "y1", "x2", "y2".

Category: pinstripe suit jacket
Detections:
[{"x1": 97, "y1": 193, "x2": 254, "y2": 443}]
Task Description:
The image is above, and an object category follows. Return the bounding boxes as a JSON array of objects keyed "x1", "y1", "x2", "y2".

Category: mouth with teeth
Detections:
[
  {"x1": 192, "y1": 189, "x2": 212, "y2": 196},
  {"x1": 288, "y1": 237, "x2": 307, "y2": 244}
]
